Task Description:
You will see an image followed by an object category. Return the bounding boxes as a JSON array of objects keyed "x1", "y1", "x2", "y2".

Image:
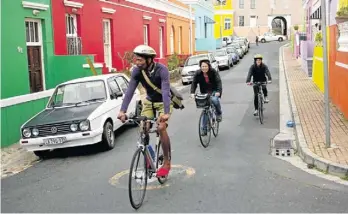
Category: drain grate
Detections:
[
  {"x1": 271, "y1": 148, "x2": 294, "y2": 157},
  {"x1": 270, "y1": 137, "x2": 295, "y2": 157}
]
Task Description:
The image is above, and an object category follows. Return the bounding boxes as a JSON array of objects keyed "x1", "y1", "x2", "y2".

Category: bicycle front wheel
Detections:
[
  {"x1": 212, "y1": 108, "x2": 220, "y2": 137},
  {"x1": 198, "y1": 110, "x2": 211, "y2": 148},
  {"x1": 258, "y1": 95, "x2": 264, "y2": 124},
  {"x1": 128, "y1": 147, "x2": 148, "y2": 210}
]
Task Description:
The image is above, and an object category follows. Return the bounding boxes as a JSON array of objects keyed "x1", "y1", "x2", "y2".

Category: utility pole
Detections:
[{"x1": 320, "y1": 0, "x2": 331, "y2": 147}]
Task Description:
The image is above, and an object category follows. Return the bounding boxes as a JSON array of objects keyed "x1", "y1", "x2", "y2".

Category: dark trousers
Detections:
[{"x1": 253, "y1": 85, "x2": 268, "y2": 110}]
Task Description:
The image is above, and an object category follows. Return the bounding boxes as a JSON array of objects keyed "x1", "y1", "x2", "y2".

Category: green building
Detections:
[{"x1": 0, "y1": 0, "x2": 102, "y2": 148}]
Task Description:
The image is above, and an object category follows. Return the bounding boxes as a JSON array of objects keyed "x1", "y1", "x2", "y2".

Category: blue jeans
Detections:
[{"x1": 201, "y1": 95, "x2": 222, "y2": 131}]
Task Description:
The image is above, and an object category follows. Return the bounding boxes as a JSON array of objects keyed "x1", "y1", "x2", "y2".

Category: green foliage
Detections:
[
  {"x1": 294, "y1": 25, "x2": 299, "y2": 31},
  {"x1": 167, "y1": 53, "x2": 180, "y2": 71},
  {"x1": 337, "y1": 6, "x2": 348, "y2": 16},
  {"x1": 315, "y1": 32, "x2": 323, "y2": 47}
]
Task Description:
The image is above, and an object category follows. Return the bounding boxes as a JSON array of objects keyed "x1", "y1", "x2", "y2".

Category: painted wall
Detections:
[
  {"x1": 193, "y1": 3, "x2": 216, "y2": 51},
  {"x1": 52, "y1": 0, "x2": 167, "y2": 71},
  {"x1": 312, "y1": 46, "x2": 324, "y2": 92},
  {"x1": 213, "y1": 14, "x2": 234, "y2": 38}
]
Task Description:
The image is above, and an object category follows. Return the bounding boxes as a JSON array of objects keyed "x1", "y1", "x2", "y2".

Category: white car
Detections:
[
  {"x1": 211, "y1": 49, "x2": 232, "y2": 70},
  {"x1": 180, "y1": 53, "x2": 219, "y2": 85},
  {"x1": 20, "y1": 74, "x2": 141, "y2": 158},
  {"x1": 259, "y1": 32, "x2": 286, "y2": 43}
]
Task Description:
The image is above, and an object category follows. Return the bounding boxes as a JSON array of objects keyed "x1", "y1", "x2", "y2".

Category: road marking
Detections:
[{"x1": 109, "y1": 164, "x2": 196, "y2": 190}]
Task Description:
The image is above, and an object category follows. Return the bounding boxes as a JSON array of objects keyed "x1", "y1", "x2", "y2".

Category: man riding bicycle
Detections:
[
  {"x1": 117, "y1": 45, "x2": 172, "y2": 177},
  {"x1": 246, "y1": 54, "x2": 272, "y2": 116},
  {"x1": 190, "y1": 59, "x2": 223, "y2": 125}
]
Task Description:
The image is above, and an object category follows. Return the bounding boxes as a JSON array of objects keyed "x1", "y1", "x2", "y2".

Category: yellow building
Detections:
[{"x1": 213, "y1": 0, "x2": 234, "y2": 38}]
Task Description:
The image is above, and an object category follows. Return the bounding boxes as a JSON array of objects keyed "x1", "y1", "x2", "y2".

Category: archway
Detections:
[{"x1": 271, "y1": 16, "x2": 288, "y2": 36}]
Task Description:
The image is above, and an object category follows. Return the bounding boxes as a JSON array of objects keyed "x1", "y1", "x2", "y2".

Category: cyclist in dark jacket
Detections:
[
  {"x1": 191, "y1": 59, "x2": 223, "y2": 122},
  {"x1": 246, "y1": 54, "x2": 272, "y2": 116}
]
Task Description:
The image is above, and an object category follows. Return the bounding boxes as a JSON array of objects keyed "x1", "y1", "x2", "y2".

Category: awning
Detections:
[
  {"x1": 310, "y1": 6, "x2": 321, "y2": 19},
  {"x1": 204, "y1": 16, "x2": 215, "y2": 24}
]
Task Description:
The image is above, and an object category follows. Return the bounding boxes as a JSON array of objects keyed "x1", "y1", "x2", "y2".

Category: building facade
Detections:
[
  {"x1": 180, "y1": 0, "x2": 217, "y2": 52},
  {"x1": 213, "y1": 0, "x2": 234, "y2": 39},
  {"x1": 0, "y1": 0, "x2": 102, "y2": 148},
  {"x1": 233, "y1": 0, "x2": 303, "y2": 42}
]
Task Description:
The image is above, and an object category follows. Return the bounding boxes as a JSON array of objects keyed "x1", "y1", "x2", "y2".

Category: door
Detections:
[
  {"x1": 25, "y1": 19, "x2": 45, "y2": 93},
  {"x1": 250, "y1": 16, "x2": 257, "y2": 27},
  {"x1": 103, "y1": 19, "x2": 112, "y2": 72}
]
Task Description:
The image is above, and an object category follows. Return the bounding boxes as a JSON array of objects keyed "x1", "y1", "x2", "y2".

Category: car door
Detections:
[
  {"x1": 115, "y1": 76, "x2": 136, "y2": 116},
  {"x1": 107, "y1": 77, "x2": 123, "y2": 129}
]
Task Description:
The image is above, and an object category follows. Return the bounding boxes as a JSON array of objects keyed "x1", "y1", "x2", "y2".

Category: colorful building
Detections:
[
  {"x1": 213, "y1": 0, "x2": 234, "y2": 39},
  {"x1": 180, "y1": 0, "x2": 217, "y2": 52},
  {"x1": 166, "y1": 0, "x2": 196, "y2": 55},
  {"x1": 0, "y1": 0, "x2": 101, "y2": 148}
]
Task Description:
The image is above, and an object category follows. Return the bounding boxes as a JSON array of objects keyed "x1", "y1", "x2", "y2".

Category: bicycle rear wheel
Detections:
[
  {"x1": 199, "y1": 110, "x2": 211, "y2": 148},
  {"x1": 258, "y1": 95, "x2": 264, "y2": 124},
  {"x1": 155, "y1": 140, "x2": 168, "y2": 184},
  {"x1": 128, "y1": 147, "x2": 148, "y2": 209}
]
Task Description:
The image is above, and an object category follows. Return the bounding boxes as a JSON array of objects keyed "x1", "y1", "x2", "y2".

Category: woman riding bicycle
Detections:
[{"x1": 190, "y1": 59, "x2": 223, "y2": 127}]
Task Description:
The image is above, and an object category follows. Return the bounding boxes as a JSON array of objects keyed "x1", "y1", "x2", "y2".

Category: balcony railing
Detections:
[{"x1": 67, "y1": 36, "x2": 82, "y2": 55}]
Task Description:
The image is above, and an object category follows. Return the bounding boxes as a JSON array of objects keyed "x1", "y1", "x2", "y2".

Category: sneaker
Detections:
[
  {"x1": 216, "y1": 115, "x2": 222, "y2": 122},
  {"x1": 264, "y1": 97, "x2": 269, "y2": 103},
  {"x1": 253, "y1": 110, "x2": 258, "y2": 116}
]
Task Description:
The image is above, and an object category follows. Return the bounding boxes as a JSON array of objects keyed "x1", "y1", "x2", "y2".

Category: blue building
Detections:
[{"x1": 182, "y1": 0, "x2": 220, "y2": 52}]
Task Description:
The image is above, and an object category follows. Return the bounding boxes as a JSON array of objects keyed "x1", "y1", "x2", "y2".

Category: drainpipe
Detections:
[{"x1": 189, "y1": 4, "x2": 193, "y2": 55}]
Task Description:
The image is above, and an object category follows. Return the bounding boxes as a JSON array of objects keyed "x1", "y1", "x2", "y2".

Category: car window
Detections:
[
  {"x1": 210, "y1": 54, "x2": 216, "y2": 62},
  {"x1": 116, "y1": 76, "x2": 129, "y2": 93},
  {"x1": 185, "y1": 55, "x2": 209, "y2": 66},
  {"x1": 108, "y1": 78, "x2": 122, "y2": 95}
]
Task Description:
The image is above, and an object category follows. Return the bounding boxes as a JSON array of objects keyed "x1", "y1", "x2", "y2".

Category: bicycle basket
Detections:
[{"x1": 195, "y1": 94, "x2": 210, "y2": 108}]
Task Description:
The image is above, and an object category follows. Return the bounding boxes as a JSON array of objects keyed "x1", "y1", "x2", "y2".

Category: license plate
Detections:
[{"x1": 43, "y1": 137, "x2": 67, "y2": 145}]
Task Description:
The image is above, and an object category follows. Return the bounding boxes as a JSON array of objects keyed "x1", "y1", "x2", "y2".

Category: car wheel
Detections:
[
  {"x1": 278, "y1": 37, "x2": 284, "y2": 42},
  {"x1": 101, "y1": 121, "x2": 115, "y2": 150},
  {"x1": 34, "y1": 150, "x2": 50, "y2": 159},
  {"x1": 261, "y1": 39, "x2": 266, "y2": 43}
]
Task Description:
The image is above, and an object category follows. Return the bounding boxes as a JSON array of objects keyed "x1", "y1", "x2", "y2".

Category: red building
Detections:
[{"x1": 52, "y1": 0, "x2": 168, "y2": 74}]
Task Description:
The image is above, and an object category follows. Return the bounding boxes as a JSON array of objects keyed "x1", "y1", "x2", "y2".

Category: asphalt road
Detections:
[{"x1": 2, "y1": 43, "x2": 348, "y2": 213}]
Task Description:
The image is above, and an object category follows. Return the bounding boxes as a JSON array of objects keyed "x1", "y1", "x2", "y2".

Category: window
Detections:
[
  {"x1": 239, "y1": 0, "x2": 244, "y2": 8},
  {"x1": 143, "y1": 25, "x2": 149, "y2": 45},
  {"x1": 250, "y1": 0, "x2": 255, "y2": 9},
  {"x1": 238, "y1": 16, "x2": 244, "y2": 26},
  {"x1": 178, "y1": 26, "x2": 182, "y2": 54},
  {"x1": 65, "y1": 14, "x2": 81, "y2": 55},
  {"x1": 159, "y1": 26, "x2": 164, "y2": 58},
  {"x1": 224, "y1": 18, "x2": 231, "y2": 30},
  {"x1": 107, "y1": 78, "x2": 122, "y2": 95},
  {"x1": 115, "y1": 77, "x2": 129, "y2": 93}
]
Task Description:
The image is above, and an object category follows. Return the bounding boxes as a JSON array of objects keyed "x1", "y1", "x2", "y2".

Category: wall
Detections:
[
  {"x1": 213, "y1": 14, "x2": 234, "y2": 38},
  {"x1": 52, "y1": 0, "x2": 167, "y2": 71},
  {"x1": 312, "y1": 46, "x2": 324, "y2": 92},
  {"x1": 193, "y1": 3, "x2": 216, "y2": 51}
]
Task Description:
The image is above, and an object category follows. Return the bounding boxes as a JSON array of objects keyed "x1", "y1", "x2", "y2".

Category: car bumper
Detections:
[
  {"x1": 218, "y1": 61, "x2": 229, "y2": 67},
  {"x1": 20, "y1": 127, "x2": 104, "y2": 151},
  {"x1": 181, "y1": 75, "x2": 194, "y2": 83}
]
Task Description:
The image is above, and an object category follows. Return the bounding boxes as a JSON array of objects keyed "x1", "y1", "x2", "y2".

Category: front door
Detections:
[
  {"x1": 103, "y1": 19, "x2": 112, "y2": 72},
  {"x1": 25, "y1": 19, "x2": 44, "y2": 93}
]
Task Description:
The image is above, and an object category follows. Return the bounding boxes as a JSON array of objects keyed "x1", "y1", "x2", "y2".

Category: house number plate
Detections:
[{"x1": 43, "y1": 137, "x2": 67, "y2": 145}]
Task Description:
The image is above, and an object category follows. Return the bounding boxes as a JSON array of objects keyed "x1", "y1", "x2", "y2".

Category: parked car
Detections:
[
  {"x1": 227, "y1": 43, "x2": 244, "y2": 59},
  {"x1": 211, "y1": 49, "x2": 232, "y2": 70},
  {"x1": 223, "y1": 47, "x2": 239, "y2": 64},
  {"x1": 239, "y1": 37, "x2": 250, "y2": 48},
  {"x1": 20, "y1": 74, "x2": 141, "y2": 158},
  {"x1": 222, "y1": 36, "x2": 233, "y2": 47},
  {"x1": 180, "y1": 53, "x2": 219, "y2": 85},
  {"x1": 234, "y1": 40, "x2": 248, "y2": 54},
  {"x1": 258, "y1": 32, "x2": 286, "y2": 43}
]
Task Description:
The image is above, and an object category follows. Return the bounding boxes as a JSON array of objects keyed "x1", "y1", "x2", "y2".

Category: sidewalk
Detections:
[{"x1": 282, "y1": 46, "x2": 348, "y2": 177}]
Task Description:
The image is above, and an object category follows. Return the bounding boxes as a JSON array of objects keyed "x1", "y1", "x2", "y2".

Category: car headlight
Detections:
[
  {"x1": 79, "y1": 120, "x2": 90, "y2": 131},
  {"x1": 70, "y1": 123, "x2": 78, "y2": 132},
  {"x1": 22, "y1": 128, "x2": 31, "y2": 138},
  {"x1": 32, "y1": 128, "x2": 39, "y2": 136}
]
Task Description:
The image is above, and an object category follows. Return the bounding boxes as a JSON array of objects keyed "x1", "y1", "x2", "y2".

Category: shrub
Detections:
[{"x1": 294, "y1": 25, "x2": 299, "y2": 31}]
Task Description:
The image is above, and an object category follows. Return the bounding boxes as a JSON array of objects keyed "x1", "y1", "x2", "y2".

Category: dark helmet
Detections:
[{"x1": 199, "y1": 59, "x2": 211, "y2": 67}]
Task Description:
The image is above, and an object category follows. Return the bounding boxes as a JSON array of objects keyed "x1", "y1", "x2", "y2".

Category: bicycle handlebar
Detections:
[{"x1": 127, "y1": 113, "x2": 157, "y2": 124}]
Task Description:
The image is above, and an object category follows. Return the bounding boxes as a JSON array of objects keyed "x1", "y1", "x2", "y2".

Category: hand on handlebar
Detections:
[
  {"x1": 117, "y1": 111, "x2": 127, "y2": 123},
  {"x1": 246, "y1": 82, "x2": 253, "y2": 86}
]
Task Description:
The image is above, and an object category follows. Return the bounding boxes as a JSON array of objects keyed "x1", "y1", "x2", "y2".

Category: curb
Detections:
[{"x1": 279, "y1": 45, "x2": 348, "y2": 178}]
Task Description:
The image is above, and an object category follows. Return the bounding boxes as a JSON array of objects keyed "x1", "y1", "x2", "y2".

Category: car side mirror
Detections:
[
  {"x1": 212, "y1": 60, "x2": 217, "y2": 63},
  {"x1": 111, "y1": 91, "x2": 123, "y2": 99}
]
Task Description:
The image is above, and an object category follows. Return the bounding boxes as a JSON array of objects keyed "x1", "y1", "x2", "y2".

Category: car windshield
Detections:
[
  {"x1": 48, "y1": 80, "x2": 107, "y2": 107},
  {"x1": 238, "y1": 41, "x2": 245, "y2": 45},
  {"x1": 231, "y1": 43, "x2": 240, "y2": 48},
  {"x1": 185, "y1": 55, "x2": 209, "y2": 66},
  {"x1": 227, "y1": 48, "x2": 236, "y2": 53},
  {"x1": 214, "y1": 50, "x2": 226, "y2": 57}
]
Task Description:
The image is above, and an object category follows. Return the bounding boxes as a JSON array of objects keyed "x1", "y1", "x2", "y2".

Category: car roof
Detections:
[{"x1": 61, "y1": 73, "x2": 125, "y2": 85}]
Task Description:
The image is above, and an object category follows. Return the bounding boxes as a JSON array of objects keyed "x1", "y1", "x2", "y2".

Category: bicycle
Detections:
[
  {"x1": 127, "y1": 113, "x2": 168, "y2": 210},
  {"x1": 249, "y1": 82, "x2": 267, "y2": 124},
  {"x1": 194, "y1": 93, "x2": 220, "y2": 148}
]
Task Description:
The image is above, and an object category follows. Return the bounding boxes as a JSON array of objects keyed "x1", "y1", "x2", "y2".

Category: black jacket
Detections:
[
  {"x1": 191, "y1": 68, "x2": 222, "y2": 97},
  {"x1": 246, "y1": 63, "x2": 272, "y2": 83}
]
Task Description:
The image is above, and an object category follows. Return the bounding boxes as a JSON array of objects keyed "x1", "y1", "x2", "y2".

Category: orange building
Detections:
[{"x1": 166, "y1": 0, "x2": 195, "y2": 55}]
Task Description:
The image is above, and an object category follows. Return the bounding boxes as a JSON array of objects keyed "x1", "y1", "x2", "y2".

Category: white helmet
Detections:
[{"x1": 133, "y1": 45, "x2": 157, "y2": 58}]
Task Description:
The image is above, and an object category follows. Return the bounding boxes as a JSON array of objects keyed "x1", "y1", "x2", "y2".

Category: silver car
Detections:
[
  {"x1": 210, "y1": 49, "x2": 232, "y2": 70},
  {"x1": 228, "y1": 43, "x2": 244, "y2": 58},
  {"x1": 180, "y1": 53, "x2": 219, "y2": 85}
]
